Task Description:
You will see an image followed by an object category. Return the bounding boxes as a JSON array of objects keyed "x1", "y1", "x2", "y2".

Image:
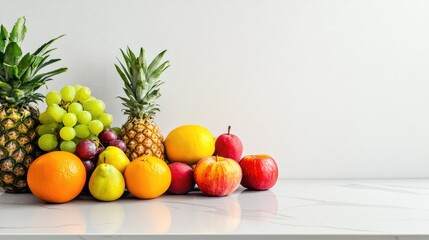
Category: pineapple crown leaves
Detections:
[
  {"x1": 115, "y1": 46, "x2": 170, "y2": 118},
  {"x1": 0, "y1": 17, "x2": 67, "y2": 107}
]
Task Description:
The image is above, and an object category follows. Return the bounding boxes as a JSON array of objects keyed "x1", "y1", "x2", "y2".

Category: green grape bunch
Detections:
[{"x1": 37, "y1": 84, "x2": 114, "y2": 153}]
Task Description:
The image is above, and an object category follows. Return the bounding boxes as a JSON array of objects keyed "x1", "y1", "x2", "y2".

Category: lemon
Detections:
[{"x1": 165, "y1": 125, "x2": 215, "y2": 165}]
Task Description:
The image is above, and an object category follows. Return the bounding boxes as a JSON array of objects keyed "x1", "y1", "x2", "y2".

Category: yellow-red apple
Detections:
[
  {"x1": 239, "y1": 154, "x2": 278, "y2": 190},
  {"x1": 194, "y1": 156, "x2": 242, "y2": 197}
]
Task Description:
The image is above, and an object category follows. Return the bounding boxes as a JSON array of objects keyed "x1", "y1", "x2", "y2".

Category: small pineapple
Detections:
[
  {"x1": 115, "y1": 47, "x2": 169, "y2": 161},
  {"x1": 0, "y1": 17, "x2": 67, "y2": 193}
]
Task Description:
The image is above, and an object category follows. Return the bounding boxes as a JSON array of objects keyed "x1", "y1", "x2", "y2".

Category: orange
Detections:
[
  {"x1": 124, "y1": 155, "x2": 171, "y2": 199},
  {"x1": 27, "y1": 151, "x2": 86, "y2": 203}
]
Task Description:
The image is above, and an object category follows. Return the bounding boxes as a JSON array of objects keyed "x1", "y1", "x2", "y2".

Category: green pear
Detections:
[
  {"x1": 98, "y1": 146, "x2": 130, "y2": 173},
  {"x1": 89, "y1": 163, "x2": 125, "y2": 201}
]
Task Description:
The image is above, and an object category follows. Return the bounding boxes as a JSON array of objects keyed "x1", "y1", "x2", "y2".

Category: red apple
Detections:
[
  {"x1": 214, "y1": 126, "x2": 243, "y2": 162},
  {"x1": 194, "y1": 156, "x2": 242, "y2": 197},
  {"x1": 168, "y1": 162, "x2": 196, "y2": 194},
  {"x1": 239, "y1": 154, "x2": 278, "y2": 190}
]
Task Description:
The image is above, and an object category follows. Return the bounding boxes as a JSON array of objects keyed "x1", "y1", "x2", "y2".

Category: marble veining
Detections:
[
  {"x1": 0, "y1": 179, "x2": 429, "y2": 236},
  {"x1": 341, "y1": 183, "x2": 429, "y2": 195}
]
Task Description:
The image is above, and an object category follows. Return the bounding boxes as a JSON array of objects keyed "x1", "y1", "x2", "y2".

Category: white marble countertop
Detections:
[{"x1": 0, "y1": 179, "x2": 428, "y2": 238}]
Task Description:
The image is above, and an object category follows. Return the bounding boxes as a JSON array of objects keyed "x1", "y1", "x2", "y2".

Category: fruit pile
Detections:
[
  {"x1": 0, "y1": 17, "x2": 279, "y2": 203},
  {"x1": 28, "y1": 123, "x2": 279, "y2": 203},
  {"x1": 165, "y1": 125, "x2": 279, "y2": 197}
]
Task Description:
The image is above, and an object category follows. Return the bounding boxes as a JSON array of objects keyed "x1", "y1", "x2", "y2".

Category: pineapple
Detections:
[
  {"x1": 0, "y1": 17, "x2": 67, "y2": 192},
  {"x1": 115, "y1": 47, "x2": 169, "y2": 161}
]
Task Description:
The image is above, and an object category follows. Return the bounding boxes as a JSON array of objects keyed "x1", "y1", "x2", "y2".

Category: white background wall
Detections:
[{"x1": 2, "y1": 0, "x2": 429, "y2": 178}]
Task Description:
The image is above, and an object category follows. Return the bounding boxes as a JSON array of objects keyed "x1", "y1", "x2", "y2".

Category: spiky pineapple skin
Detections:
[
  {"x1": 0, "y1": 17, "x2": 66, "y2": 193},
  {"x1": 120, "y1": 116, "x2": 165, "y2": 161},
  {"x1": 0, "y1": 105, "x2": 43, "y2": 193}
]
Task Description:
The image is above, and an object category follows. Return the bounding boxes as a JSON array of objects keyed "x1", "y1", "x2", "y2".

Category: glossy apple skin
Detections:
[
  {"x1": 194, "y1": 156, "x2": 242, "y2": 197},
  {"x1": 168, "y1": 162, "x2": 195, "y2": 194},
  {"x1": 239, "y1": 155, "x2": 278, "y2": 190},
  {"x1": 214, "y1": 130, "x2": 243, "y2": 162}
]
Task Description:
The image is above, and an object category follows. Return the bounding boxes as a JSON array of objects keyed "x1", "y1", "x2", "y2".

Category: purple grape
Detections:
[
  {"x1": 75, "y1": 139, "x2": 97, "y2": 160},
  {"x1": 82, "y1": 160, "x2": 95, "y2": 175},
  {"x1": 98, "y1": 129, "x2": 118, "y2": 145},
  {"x1": 98, "y1": 145, "x2": 105, "y2": 154},
  {"x1": 90, "y1": 145, "x2": 105, "y2": 163},
  {"x1": 81, "y1": 160, "x2": 96, "y2": 194},
  {"x1": 109, "y1": 139, "x2": 127, "y2": 152},
  {"x1": 96, "y1": 145, "x2": 105, "y2": 157}
]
